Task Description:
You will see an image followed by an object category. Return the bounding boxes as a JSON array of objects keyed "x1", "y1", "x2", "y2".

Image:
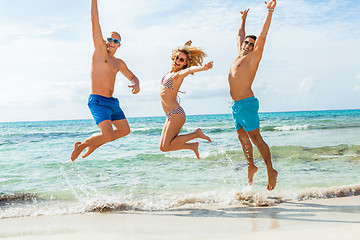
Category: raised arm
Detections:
[
  {"x1": 91, "y1": 0, "x2": 105, "y2": 49},
  {"x1": 253, "y1": 0, "x2": 276, "y2": 60},
  {"x1": 184, "y1": 40, "x2": 192, "y2": 46},
  {"x1": 237, "y1": 9, "x2": 249, "y2": 55}
]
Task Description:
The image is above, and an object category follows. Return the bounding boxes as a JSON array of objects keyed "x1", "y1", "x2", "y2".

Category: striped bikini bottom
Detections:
[{"x1": 166, "y1": 106, "x2": 186, "y2": 119}]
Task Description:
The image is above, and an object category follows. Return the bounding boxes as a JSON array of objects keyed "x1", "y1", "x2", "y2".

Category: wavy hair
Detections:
[{"x1": 171, "y1": 45, "x2": 207, "y2": 69}]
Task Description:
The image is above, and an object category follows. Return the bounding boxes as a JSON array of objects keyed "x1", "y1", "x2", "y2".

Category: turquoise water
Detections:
[{"x1": 1, "y1": 109, "x2": 360, "y2": 218}]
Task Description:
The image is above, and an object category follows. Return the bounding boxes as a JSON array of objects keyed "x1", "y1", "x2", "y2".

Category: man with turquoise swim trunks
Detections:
[
  {"x1": 71, "y1": 0, "x2": 140, "y2": 161},
  {"x1": 228, "y1": 0, "x2": 278, "y2": 190}
]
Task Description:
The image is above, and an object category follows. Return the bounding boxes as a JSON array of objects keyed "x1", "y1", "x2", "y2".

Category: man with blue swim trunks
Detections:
[
  {"x1": 228, "y1": 0, "x2": 278, "y2": 190},
  {"x1": 71, "y1": 0, "x2": 140, "y2": 161}
]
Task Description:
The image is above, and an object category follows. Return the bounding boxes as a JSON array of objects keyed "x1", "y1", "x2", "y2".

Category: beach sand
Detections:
[{"x1": 1, "y1": 196, "x2": 359, "y2": 240}]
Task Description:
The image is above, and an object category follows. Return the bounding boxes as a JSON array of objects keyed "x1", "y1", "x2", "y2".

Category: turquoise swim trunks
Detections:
[
  {"x1": 88, "y1": 94, "x2": 126, "y2": 125},
  {"x1": 232, "y1": 96, "x2": 260, "y2": 132}
]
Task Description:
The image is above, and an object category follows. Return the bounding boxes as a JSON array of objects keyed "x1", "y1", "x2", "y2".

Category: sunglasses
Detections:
[
  {"x1": 244, "y1": 40, "x2": 254, "y2": 47},
  {"x1": 176, "y1": 55, "x2": 186, "y2": 63},
  {"x1": 107, "y1": 38, "x2": 120, "y2": 44}
]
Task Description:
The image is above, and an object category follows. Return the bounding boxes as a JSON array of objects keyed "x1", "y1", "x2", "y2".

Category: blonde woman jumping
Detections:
[{"x1": 159, "y1": 41, "x2": 213, "y2": 159}]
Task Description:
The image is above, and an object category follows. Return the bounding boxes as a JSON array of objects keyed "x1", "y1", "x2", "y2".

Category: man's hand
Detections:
[
  {"x1": 128, "y1": 82, "x2": 140, "y2": 94},
  {"x1": 241, "y1": 9, "x2": 249, "y2": 20},
  {"x1": 203, "y1": 61, "x2": 214, "y2": 71},
  {"x1": 265, "y1": 0, "x2": 277, "y2": 10},
  {"x1": 184, "y1": 40, "x2": 192, "y2": 46}
]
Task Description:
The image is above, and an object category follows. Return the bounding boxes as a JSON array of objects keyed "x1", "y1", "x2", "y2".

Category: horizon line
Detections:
[{"x1": 1, "y1": 108, "x2": 359, "y2": 124}]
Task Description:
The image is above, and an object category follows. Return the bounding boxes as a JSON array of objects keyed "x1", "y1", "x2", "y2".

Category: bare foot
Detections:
[
  {"x1": 81, "y1": 144, "x2": 100, "y2": 159},
  {"x1": 189, "y1": 142, "x2": 200, "y2": 159},
  {"x1": 266, "y1": 169, "x2": 278, "y2": 191},
  {"x1": 70, "y1": 142, "x2": 85, "y2": 161},
  {"x1": 195, "y1": 128, "x2": 212, "y2": 143},
  {"x1": 247, "y1": 165, "x2": 258, "y2": 185}
]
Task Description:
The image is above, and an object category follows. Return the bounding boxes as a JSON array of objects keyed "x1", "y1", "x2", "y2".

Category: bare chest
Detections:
[
  {"x1": 230, "y1": 55, "x2": 259, "y2": 77},
  {"x1": 231, "y1": 55, "x2": 248, "y2": 71},
  {"x1": 92, "y1": 52, "x2": 120, "y2": 74},
  {"x1": 99, "y1": 59, "x2": 119, "y2": 73}
]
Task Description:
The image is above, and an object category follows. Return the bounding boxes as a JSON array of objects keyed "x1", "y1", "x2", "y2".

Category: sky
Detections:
[{"x1": 0, "y1": 0, "x2": 359, "y2": 122}]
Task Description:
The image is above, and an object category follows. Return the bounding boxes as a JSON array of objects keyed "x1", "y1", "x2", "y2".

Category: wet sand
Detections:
[{"x1": 1, "y1": 196, "x2": 359, "y2": 240}]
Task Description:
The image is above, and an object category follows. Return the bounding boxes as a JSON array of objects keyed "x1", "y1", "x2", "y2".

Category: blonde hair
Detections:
[
  {"x1": 171, "y1": 45, "x2": 206, "y2": 69},
  {"x1": 110, "y1": 31, "x2": 121, "y2": 41}
]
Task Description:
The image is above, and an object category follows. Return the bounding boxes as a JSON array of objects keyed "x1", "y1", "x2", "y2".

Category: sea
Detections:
[{"x1": 1, "y1": 109, "x2": 360, "y2": 219}]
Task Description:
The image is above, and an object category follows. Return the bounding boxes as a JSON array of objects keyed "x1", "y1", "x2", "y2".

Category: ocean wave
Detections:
[
  {"x1": 1, "y1": 184, "x2": 359, "y2": 219},
  {"x1": 130, "y1": 127, "x2": 163, "y2": 135},
  {"x1": 261, "y1": 124, "x2": 360, "y2": 132},
  {"x1": 126, "y1": 144, "x2": 360, "y2": 163},
  {"x1": 0, "y1": 131, "x2": 96, "y2": 145},
  {"x1": 261, "y1": 125, "x2": 310, "y2": 132},
  {"x1": 130, "y1": 126, "x2": 235, "y2": 135},
  {"x1": 296, "y1": 184, "x2": 360, "y2": 201},
  {"x1": 270, "y1": 144, "x2": 360, "y2": 160},
  {"x1": 235, "y1": 191, "x2": 284, "y2": 207},
  {"x1": 274, "y1": 125, "x2": 309, "y2": 131},
  {"x1": 176, "y1": 144, "x2": 360, "y2": 162},
  {"x1": 1, "y1": 122, "x2": 359, "y2": 146},
  {"x1": 87, "y1": 203, "x2": 135, "y2": 212},
  {"x1": 0, "y1": 193, "x2": 40, "y2": 206},
  {"x1": 184, "y1": 126, "x2": 234, "y2": 133},
  {"x1": 133, "y1": 122, "x2": 360, "y2": 134},
  {"x1": 85, "y1": 184, "x2": 360, "y2": 211}
]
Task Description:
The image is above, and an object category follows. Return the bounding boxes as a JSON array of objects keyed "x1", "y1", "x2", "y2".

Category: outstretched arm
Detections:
[
  {"x1": 91, "y1": 0, "x2": 105, "y2": 49},
  {"x1": 237, "y1": 9, "x2": 249, "y2": 55},
  {"x1": 177, "y1": 61, "x2": 214, "y2": 79},
  {"x1": 253, "y1": 0, "x2": 276, "y2": 61},
  {"x1": 178, "y1": 40, "x2": 213, "y2": 78}
]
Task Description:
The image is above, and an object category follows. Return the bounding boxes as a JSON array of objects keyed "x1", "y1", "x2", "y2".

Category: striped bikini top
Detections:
[{"x1": 161, "y1": 72, "x2": 186, "y2": 94}]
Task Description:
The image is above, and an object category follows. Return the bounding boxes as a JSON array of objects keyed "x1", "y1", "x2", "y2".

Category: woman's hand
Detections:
[
  {"x1": 203, "y1": 61, "x2": 214, "y2": 71},
  {"x1": 184, "y1": 40, "x2": 192, "y2": 46}
]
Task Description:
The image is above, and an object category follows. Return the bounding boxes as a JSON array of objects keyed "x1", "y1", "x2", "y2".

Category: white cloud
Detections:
[
  {"x1": 299, "y1": 77, "x2": 315, "y2": 93},
  {"x1": 1, "y1": 0, "x2": 360, "y2": 122},
  {"x1": 350, "y1": 74, "x2": 360, "y2": 91},
  {"x1": 351, "y1": 85, "x2": 360, "y2": 92}
]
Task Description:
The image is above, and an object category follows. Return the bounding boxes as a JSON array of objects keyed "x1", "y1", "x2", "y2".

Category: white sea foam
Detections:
[
  {"x1": 274, "y1": 124, "x2": 309, "y2": 131},
  {"x1": 296, "y1": 184, "x2": 360, "y2": 201},
  {"x1": 2, "y1": 184, "x2": 359, "y2": 219}
]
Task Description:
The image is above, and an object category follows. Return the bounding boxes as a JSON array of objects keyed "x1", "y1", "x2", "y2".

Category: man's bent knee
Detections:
[
  {"x1": 102, "y1": 132, "x2": 114, "y2": 142},
  {"x1": 159, "y1": 144, "x2": 170, "y2": 152},
  {"x1": 124, "y1": 127, "x2": 130, "y2": 136},
  {"x1": 117, "y1": 127, "x2": 130, "y2": 138},
  {"x1": 112, "y1": 119, "x2": 130, "y2": 138}
]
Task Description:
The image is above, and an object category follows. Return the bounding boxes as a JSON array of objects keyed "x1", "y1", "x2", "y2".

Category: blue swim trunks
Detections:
[
  {"x1": 232, "y1": 96, "x2": 260, "y2": 132},
  {"x1": 88, "y1": 94, "x2": 126, "y2": 125}
]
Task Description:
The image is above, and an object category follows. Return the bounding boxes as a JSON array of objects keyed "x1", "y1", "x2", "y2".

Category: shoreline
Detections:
[{"x1": 1, "y1": 196, "x2": 359, "y2": 240}]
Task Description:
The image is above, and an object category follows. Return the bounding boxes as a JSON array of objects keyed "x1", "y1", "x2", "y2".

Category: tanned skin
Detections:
[
  {"x1": 228, "y1": 1, "x2": 278, "y2": 190},
  {"x1": 159, "y1": 41, "x2": 213, "y2": 159},
  {"x1": 71, "y1": 0, "x2": 140, "y2": 161}
]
